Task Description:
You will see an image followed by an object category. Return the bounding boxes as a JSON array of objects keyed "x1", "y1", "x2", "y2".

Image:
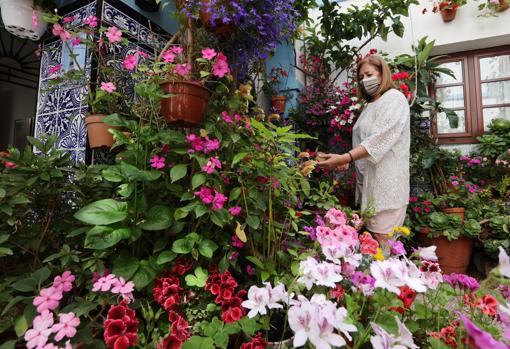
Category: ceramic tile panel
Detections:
[{"x1": 103, "y1": 2, "x2": 139, "y2": 39}]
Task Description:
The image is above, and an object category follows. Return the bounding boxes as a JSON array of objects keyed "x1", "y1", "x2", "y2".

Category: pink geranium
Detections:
[
  {"x1": 52, "y1": 24, "x2": 72, "y2": 42},
  {"x1": 173, "y1": 63, "x2": 191, "y2": 77},
  {"x1": 150, "y1": 155, "x2": 165, "y2": 169},
  {"x1": 33, "y1": 287, "x2": 62, "y2": 313},
  {"x1": 52, "y1": 312, "x2": 80, "y2": 341},
  {"x1": 212, "y1": 192, "x2": 228, "y2": 211},
  {"x1": 83, "y1": 15, "x2": 98, "y2": 28},
  {"x1": 100, "y1": 82, "x2": 116, "y2": 93},
  {"x1": 71, "y1": 37, "x2": 82, "y2": 46},
  {"x1": 123, "y1": 54, "x2": 138, "y2": 71},
  {"x1": 202, "y1": 48, "x2": 217, "y2": 60},
  {"x1": 325, "y1": 208, "x2": 348, "y2": 226},
  {"x1": 162, "y1": 50, "x2": 176, "y2": 63},
  {"x1": 106, "y1": 27, "x2": 122, "y2": 43},
  {"x1": 52, "y1": 271, "x2": 75, "y2": 293},
  {"x1": 25, "y1": 310, "x2": 54, "y2": 349},
  {"x1": 229, "y1": 206, "x2": 242, "y2": 216},
  {"x1": 92, "y1": 274, "x2": 117, "y2": 292},
  {"x1": 195, "y1": 187, "x2": 215, "y2": 205}
]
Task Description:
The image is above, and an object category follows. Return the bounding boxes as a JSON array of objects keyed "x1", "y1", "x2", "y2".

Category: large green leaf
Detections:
[
  {"x1": 192, "y1": 174, "x2": 206, "y2": 189},
  {"x1": 182, "y1": 336, "x2": 215, "y2": 349},
  {"x1": 84, "y1": 226, "x2": 131, "y2": 249},
  {"x1": 132, "y1": 260, "x2": 157, "y2": 290},
  {"x1": 170, "y1": 164, "x2": 188, "y2": 183},
  {"x1": 11, "y1": 278, "x2": 37, "y2": 292},
  {"x1": 198, "y1": 239, "x2": 218, "y2": 259},
  {"x1": 113, "y1": 253, "x2": 139, "y2": 280},
  {"x1": 74, "y1": 199, "x2": 128, "y2": 225},
  {"x1": 140, "y1": 206, "x2": 172, "y2": 231},
  {"x1": 172, "y1": 238, "x2": 195, "y2": 254}
]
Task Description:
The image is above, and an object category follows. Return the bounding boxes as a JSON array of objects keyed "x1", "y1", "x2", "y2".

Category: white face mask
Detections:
[{"x1": 361, "y1": 76, "x2": 381, "y2": 96}]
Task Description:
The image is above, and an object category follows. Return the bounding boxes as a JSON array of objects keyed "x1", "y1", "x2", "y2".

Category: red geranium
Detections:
[
  {"x1": 153, "y1": 275, "x2": 183, "y2": 311},
  {"x1": 240, "y1": 332, "x2": 268, "y2": 349},
  {"x1": 205, "y1": 270, "x2": 238, "y2": 304},
  {"x1": 330, "y1": 284, "x2": 345, "y2": 302},
  {"x1": 170, "y1": 257, "x2": 194, "y2": 276},
  {"x1": 168, "y1": 311, "x2": 190, "y2": 342},
  {"x1": 475, "y1": 294, "x2": 498, "y2": 316},
  {"x1": 103, "y1": 301, "x2": 139, "y2": 349},
  {"x1": 221, "y1": 292, "x2": 246, "y2": 323},
  {"x1": 398, "y1": 286, "x2": 417, "y2": 309}
]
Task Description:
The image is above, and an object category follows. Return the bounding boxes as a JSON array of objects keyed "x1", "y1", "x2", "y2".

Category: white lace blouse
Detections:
[{"x1": 352, "y1": 89, "x2": 410, "y2": 213}]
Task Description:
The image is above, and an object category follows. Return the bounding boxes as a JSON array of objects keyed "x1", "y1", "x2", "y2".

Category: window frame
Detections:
[{"x1": 432, "y1": 45, "x2": 510, "y2": 144}]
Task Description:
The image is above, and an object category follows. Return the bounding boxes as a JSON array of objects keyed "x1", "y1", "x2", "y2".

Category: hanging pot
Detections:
[
  {"x1": 85, "y1": 114, "x2": 117, "y2": 149},
  {"x1": 271, "y1": 96, "x2": 287, "y2": 114},
  {"x1": 498, "y1": 0, "x2": 509, "y2": 11},
  {"x1": 199, "y1": 0, "x2": 234, "y2": 35},
  {"x1": 160, "y1": 81, "x2": 212, "y2": 127},
  {"x1": 440, "y1": 7, "x2": 457, "y2": 22},
  {"x1": 0, "y1": 0, "x2": 47, "y2": 41}
]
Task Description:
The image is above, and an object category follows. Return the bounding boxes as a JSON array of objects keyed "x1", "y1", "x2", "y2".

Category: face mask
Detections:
[{"x1": 361, "y1": 76, "x2": 380, "y2": 96}]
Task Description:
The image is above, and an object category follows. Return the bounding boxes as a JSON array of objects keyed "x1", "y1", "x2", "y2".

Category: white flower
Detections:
[
  {"x1": 313, "y1": 262, "x2": 343, "y2": 288},
  {"x1": 298, "y1": 257, "x2": 319, "y2": 290},
  {"x1": 335, "y1": 307, "x2": 357, "y2": 341},
  {"x1": 264, "y1": 282, "x2": 288, "y2": 308},
  {"x1": 370, "y1": 259, "x2": 426, "y2": 295},
  {"x1": 288, "y1": 300, "x2": 317, "y2": 348},
  {"x1": 498, "y1": 247, "x2": 510, "y2": 278},
  {"x1": 415, "y1": 246, "x2": 438, "y2": 261},
  {"x1": 396, "y1": 317, "x2": 419, "y2": 349},
  {"x1": 241, "y1": 285, "x2": 270, "y2": 318},
  {"x1": 370, "y1": 317, "x2": 418, "y2": 349}
]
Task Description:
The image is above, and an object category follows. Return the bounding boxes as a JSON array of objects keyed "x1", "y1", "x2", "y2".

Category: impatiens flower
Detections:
[
  {"x1": 33, "y1": 287, "x2": 62, "y2": 313},
  {"x1": 415, "y1": 246, "x2": 438, "y2": 261},
  {"x1": 105, "y1": 26, "x2": 122, "y2": 43},
  {"x1": 221, "y1": 111, "x2": 232, "y2": 123},
  {"x1": 92, "y1": 274, "x2": 117, "y2": 292},
  {"x1": 161, "y1": 50, "x2": 175, "y2": 63},
  {"x1": 229, "y1": 206, "x2": 242, "y2": 216},
  {"x1": 212, "y1": 192, "x2": 228, "y2": 211},
  {"x1": 25, "y1": 310, "x2": 54, "y2": 349},
  {"x1": 48, "y1": 65, "x2": 62, "y2": 75},
  {"x1": 83, "y1": 15, "x2": 98, "y2": 28},
  {"x1": 100, "y1": 82, "x2": 116, "y2": 93},
  {"x1": 122, "y1": 54, "x2": 138, "y2": 71},
  {"x1": 204, "y1": 137, "x2": 220, "y2": 153},
  {"x1": 149, "y1": 155, "x2": 165, "y2": 169},
  {"x1": 459, "y1": 313, "x2": 508, "y2": 349},
  {"x1": 173, "y1": 63, "x2": 191, "y2": 77},
  {"x1": 170, "y1": 46, "x2": 184, "y2": 55},
  {"x1": 111, "y1": 277, "x2": 135, "y2": 303},
  {"x1": 71, "y1": 37, "x2": 82, "y2": 46},
  {"x1": 194, "y1": 186, "x2": 214, "y2": 205},
  {"x1": 202, "y1": 48, "x2": 217, "y2": 60},
  {"x1": 242, "y1": 285, "x2": 270, "y2": 318},
  {"x1": 212, "y1": 53, "x2": 230, "y2": 77},
  {"x1": 52, "y1": 312, "x2": 80, "y2": 341},
  {"x1": 202, "y1": 156, "x2": 222, "y2": 174},
  {"x1": 498, "y1": 247, "x2": 510, "y2": 279},
  {"x1": 52, "y1": 271, "x2": 75, "y2": 293},
  {"x1": 52, "y1": 24, "x2": 72, "y2": 42}
]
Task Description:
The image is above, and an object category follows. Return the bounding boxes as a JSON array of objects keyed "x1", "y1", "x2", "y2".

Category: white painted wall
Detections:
[{"x1": 312, "y1": 0, "x2": 510, "y2": 57}]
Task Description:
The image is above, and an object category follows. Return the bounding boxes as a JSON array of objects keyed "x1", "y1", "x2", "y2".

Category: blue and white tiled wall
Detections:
[{"x1": 35, "y1": 0, "x2": 168, "y2": 164}]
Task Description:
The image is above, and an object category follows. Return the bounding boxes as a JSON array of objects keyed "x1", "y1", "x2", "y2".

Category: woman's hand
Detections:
[{"x1": 317, "y1": 153, "x2": 350, "y2": 171}]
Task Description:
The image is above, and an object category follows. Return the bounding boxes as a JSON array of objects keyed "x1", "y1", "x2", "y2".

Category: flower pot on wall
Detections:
[
  {"x1": 271, "y1": 96, "x2": 287, "y2": 114},
  {"x1": 440, "y1": 7, "x2": 457, "y2": 22},
  {"x1": 160, "y1": 81, "x2": 212, "y2": 127},
  {"x1": 85, "y1": 114, "x2": 117, "y2": 149},
  {"x1": 498, "y1": 0, "x2": 509, "y2": 11},
  {"x1": 0, "y1": 0, "x2": 47, "y2": 40},
  {"x1": 199, "y1": 0, "x2": 234, "y2": 35}
]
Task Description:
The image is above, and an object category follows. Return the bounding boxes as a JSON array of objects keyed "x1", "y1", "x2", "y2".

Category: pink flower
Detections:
[
  {"x1": 123, "y1": 54, "x2": 138, "y2": 71},
  {"x1": 170, "y1": 46, "x2": 184, "y2": 55},
  {"x1": 246, "y1": 265, "x2": 255, "y2": 276},
  {"x1": 451, "y1": 180, "x2": 459, "y2": 187},
  {"x1": 162, "y1": 50, "x2": 176, "y2": 63},
  {"x1": 150, "y1": 155, "x2": 165, "y2": 169},
  {"x1": 138, "y1": 50, "x2": 149, "y2": 59},
  {"x1": 204, "y1": 138, "x2": 220, "y2": 153},
  {"x1": 212, "y1": 192, "x2": 228, "y2": 211},
  {"x1": 229, "y1": 206, "x2": 242, "y2": 216},
  {"x1": 111, "y1": 277, "x2": 135, "y2": 303},
  {"x1": 63, "y1": 16, "x2": 76, "y2": 24},
  {"x1": 33, "y1": 287, "x2": 62, "y2": 313},
  {"x1": 409, "y1": 196, "x2": 418, "y2": 203},
  {"x1": 202, "y1": 48, "x2": 217, "y2": 60},
  {"x1": 52, "y1": 312, "x2": 80, "y2": 341},
  {"x1": 195, "y1": 187, "x2": 214, "y2": 204},
  {"x1": 100, "y1": 82, "x2": 116, "y2": 93},
  {"x1": 202, "y1": 156, "x2": 222, "y2": 174},
  {"x1": 106, "y1": 27, "x2": 122, "y2": 43},
  {"x1": 424, "y1": 207, "x2": 431, "y2": 213},
  {"x1": 231, "y1": 235, "x2": 245, "y2": 248},
  {"x1": 83, "y1": 15, "x2": 98, "y2": 28},
  {"x1": 423, "y1": 200, "x2": 432, "y2": 206},
  {"x1": 52, "y1": 24, "x2": 72, "y2": 42},
  {"x1": 52, "y1": 271, "x2": 75, "y2": 293},
  {"x1": 32, "y1": 10, "x2": 38, "y2": 29},
  {"x1": 221, "y1": 111, "x2": 232, "y2": 123},
  {"x1": 212, "y1": 59, "x2": 229, "y2": 78},
  {"x1": 25, "y1": 310, "x2": 54, "y2": 349},
  {"x1": 71, "y1": 37, "x2": 82, "y2": 46},
  {"x1": 48, "y1": 65, "x2": 62, "y2": 75},
  {"x1": 173, "y1": 63, "x2": 191, "y2": 77},
  {"x1": 325, "y1": 208, "x2": 348, "y2": 226},
  {"x1": 92, "y1": 274, "x2": 117, "y2": 292}
]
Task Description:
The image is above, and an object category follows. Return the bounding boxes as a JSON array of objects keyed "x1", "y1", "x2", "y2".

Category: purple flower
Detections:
[
  {"x1": 315, "y1": 214, "x2": 325, "y2": 227},
  {"x1": 387, "y1": 240, "x2": 406, "y2": 256},
  {"x1": 303, "y1": 226, "x2": 317, "y2": 240},
  {"x1": 444, "y1": 273, "x2": 480, "y2": 291},
  {"x1": 458, "y1": 313, "x2": 509, "y2": 349}
]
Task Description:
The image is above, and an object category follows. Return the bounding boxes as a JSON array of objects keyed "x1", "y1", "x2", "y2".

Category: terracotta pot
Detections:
[
  {"x1": 160, "y1": 81, "x2": 212, "y2": 127},
  {"x1": 85, "y1": 114, "x2": 117, "y2": 149},
  {"x1": 443, "y1": 207, "x2": 465, "y2": 222},
  {"x1": 199, "y1": 0, "x2": 234, "y2": 35},
  {"x1": 419, "y1": 233, "x2": 473, "y2": 274},
  {"x1": 498, "y1": 0, "x2": 509, "y2": 11},
  {"x1": 440, "y1": 7, "x2": 457, "y2": 22},
  {"x1": 271, "y1": 96, "x2": 287, "y2": 114}
]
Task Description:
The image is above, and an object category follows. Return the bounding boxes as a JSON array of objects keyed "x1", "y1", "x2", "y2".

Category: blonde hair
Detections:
[{"x1": 356, "y1": 55, "x2": 395, "y2": 101}]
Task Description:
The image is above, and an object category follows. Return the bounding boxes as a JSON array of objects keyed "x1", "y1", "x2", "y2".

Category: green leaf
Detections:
[
  {"x1": 120, "y1": 161, "x2": 142, "y2": 181},
  {"x1": 172, "y1": 238, "x2": 195, "y2": 254},
  {"x1": 140, "y1": 206, "x2": 172, "y2": 231},
  {"x1": 246, "y1": 215, "x2": 260, "y2": 230},
  {"x1": 132, "y1": 260, "x2": 157, "y2": 290},
  {"x1": 174, "y1": 206, "x2": 191, "y2": 221},
  {"x1": 32, "y1": 267, "x2": 51, "y2": 285},
  {"x1": 0, "y1": 340, "x2": 17, "y2": 349},
  {"x1": 74, "y1": 199, "x2": 128, "y2": 225},
  {"x1": 1, "y1": 296, "x2": 28, "y2": 317},
  {"x1": 157, "y1": 250, "x2": 177, "y2": 265},
  {"x1": 184, "y1": 267, "x2": 208, "y2": 287},
  {"x1": 102, "y1": 167, "x2": 124, "y2": 182},
  {"x1": 84, "y1": 226, "x2": 131, "y2": 249},
  {"x1": 246, "y1": 256, "x2": 265, "y2": 270},
  {"x1": 418, "y1": 40, "x2": 435, "y2": 66},
  {"x1": 11, "y1": 278, "x2": 37, "y2": 292},
  {"x1": 117, "y1": 183, "x2": 134, "y2": 198},
  {"x1": 198, "y1": 239, "x2": 218, "y2": 259},
  {"x1": 14, "y1": 315, "x2": 27, "y2": 337},
  {"x1": 0, "y1": 188, "x2": 6, "y2": 198},
  {"x1": 170, "y1": 164, "x2": 188, "y2": 183},
  {"x1": 239, "y1": 317, "x2": 260, "y2": 336},
  {"x1": 112, "y1": 254, "x2": 139, "y2": 280},
  {"x1": 232, "y1": 152, "x2": 248, "y2": 166},
  {"x1": 229, "y1": 187, "x2": 241, "y2": 201},
  {"x1": 192, "y1": 174, "x2": 206, "y2": 189},
  {"x1": 235, "y1": 221, "x2": 247, "y2": 243},
  {"x1": 182, "y1": 336, "x2": 215, "y2": 349}
]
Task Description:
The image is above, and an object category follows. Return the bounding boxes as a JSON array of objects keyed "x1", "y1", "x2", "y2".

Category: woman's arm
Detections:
[{"x1": 316, "y1": 146, "x2": 369, "y2": 170}]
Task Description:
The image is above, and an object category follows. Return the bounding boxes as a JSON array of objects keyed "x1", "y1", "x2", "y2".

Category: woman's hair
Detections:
[{"x1": 356, "y1": 55, "x2": 395, "y2": 101}]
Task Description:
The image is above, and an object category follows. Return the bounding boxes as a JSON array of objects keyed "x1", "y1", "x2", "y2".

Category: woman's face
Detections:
[{"x1": 359, "y1": 63, "x2": 381, "y2": 81}]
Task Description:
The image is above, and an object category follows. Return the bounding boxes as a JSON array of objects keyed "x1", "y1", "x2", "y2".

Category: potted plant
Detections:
[
  {"x1": 0, "y1": 0, "x2": 54, "y2": 40},
  {"x1": 477, "y1": 0, "x2": 509, "y2": 15},
  {"x1": 431, "y1": 0, "x2": 467, "y2": 22},
  {"x1": 262, "y1": 67, "x2": 290, "y2": 114}
]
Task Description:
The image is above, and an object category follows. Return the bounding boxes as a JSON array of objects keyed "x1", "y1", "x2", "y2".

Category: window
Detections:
[{"x1": 433, "y1": 46, "x2": 510, "y2": 144}]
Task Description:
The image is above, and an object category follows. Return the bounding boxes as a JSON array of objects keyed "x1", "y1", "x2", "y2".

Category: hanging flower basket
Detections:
[
  {"x1": 85, "y1": 114, "x2": 117, "y2": 149},
  {"x1": 160, "y1": 81, "x2": 212, "y2": 127},
  {"x1": 0, "y1": 0, "x2": 47, "y2": 40},
  {"x1": 440, "y1": 7, "x2": 458, "y2": 22},
  {"x1": 199, "y1": 0, "x2": 234, "y2": 35},
  {"x1": 271, "y1": 96, "x2": 287, "y2": 114}
]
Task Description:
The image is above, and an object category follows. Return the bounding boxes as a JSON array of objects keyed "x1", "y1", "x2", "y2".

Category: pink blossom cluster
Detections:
[
  {"x1": 194, "y1": 186, "x2": 228, "y2": 211},
  {"x1": 328, "y1": 80, "x2": 363, "y2": 133},
  {"x1": 221, "y1": 111, "x2": 242, "y2": 124},
  {"x1": 186, "y1": 134, "x2": 220, "y2": 154},
  {"x1": 92, "y1": 273, "x2": 135, "y2": 303},
  {"x1": 202, "y1": 156, "x2": 222, "y2": 174},
  {"x1": 25, "y1": 272, "x2": 80, "y2": 349}
]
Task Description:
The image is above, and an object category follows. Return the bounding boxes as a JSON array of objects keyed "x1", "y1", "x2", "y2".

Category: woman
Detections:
[{"x1": 317, "y1": 55, "x2": 410, "y2": 246}]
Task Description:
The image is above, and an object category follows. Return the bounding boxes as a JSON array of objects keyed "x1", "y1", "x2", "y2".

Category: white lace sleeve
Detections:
[{"x1": 360, "y1": 93, "x2": 410, "y2": 164}]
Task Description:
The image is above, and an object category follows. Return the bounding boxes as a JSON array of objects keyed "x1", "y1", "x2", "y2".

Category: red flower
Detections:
[
  {"x1": 221, "y1": 293, "x2": 245, "y2": 323},
  {"x1": 476, "y1": 294, "x2": 498, "y2": 316},
  {"x1": 170, "y1": 258, "x2": 194, "y2": 276},
  {"x1": 398, "y1": 286, "x2": 416, "y2": 309},
  {"x1": 399, "y1": 83, "x2": 409, "y2": 91},
  {"x1": 153, "y1": 276, "x2": 183, "y2": 311},
  {"x1": 168, "y1": 311, "x2": 190, "y2": 342},
  {"x1": 103, "y1": 301, "x2": 139, "y2": 349},
  {"x1": 330, "y1": 284, "x2": 345, "y2": 302},
  {"x1": 157, "y1": 334, "x2": 183, "y2": 349},
  {"x1": 390, "y1": 306, "x2": 406, "y2": 314},
  {"x1": 240, "y1": 332, "x2": 268, "y2": 349},
  {"x1": 205, "y1": 270, "x2": 238, "y2": 304}
]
